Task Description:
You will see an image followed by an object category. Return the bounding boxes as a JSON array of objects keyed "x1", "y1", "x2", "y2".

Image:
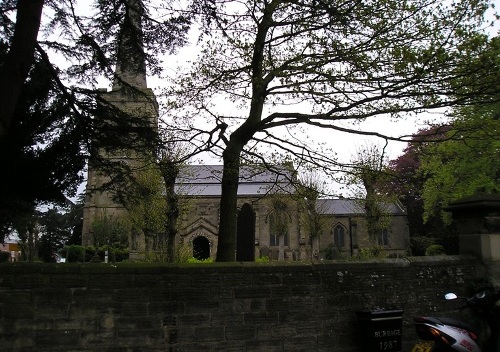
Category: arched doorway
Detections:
[
  {"x1": 236, "y1": 203, "x2": 255, "y2": 261},
  {"x1": 193, "y1": 236, "x2": 210, "y2": 260}
]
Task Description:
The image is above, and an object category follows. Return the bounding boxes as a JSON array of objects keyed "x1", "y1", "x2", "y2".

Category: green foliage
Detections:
[
  {"x1": 124, "y1": 166, "x2": 168, "y2": 253},
  {"x1": 296, "y1": 171, "x2": 328, "y2": 242},
  {"x1": 186, "y1": 257, "x2": 214, "y2": 264},
  {"x1": 0, "y1": 1, "x2": 190, "y2": 240},
  {"x1": 357, "y1": 246, "x2": 387, "y2": 260},
  {"x1": 0, "y1": 251, "x2": 11, "y2": 263},
  {"x1": 62, "y1": 245, "x2": 129, "y2": 263},
  {"x1": 174, "y1": 243, "x2": 192, "y2": 263},
  {"x1": 0, "y1": 41, "x2": 86, "y2": 237},
  {"x1": 386, "y1": 252, "x2": 404, "y2": 259},
  {"x1": 324, "y1": 243, "x2": 341, "y2": 260},
  {"x1": 425, "y1": 244, "x2": 446, "y2": 256},
  {"x1": 348, "y1": 143, "x2": 395, "y2": 241},
  {"x1": 420, "y1": 103, "x2": 500, "y2": 225},
  {"x1": 131, "y1": 243, "x2": 193, "y2": 264},
  {"x1": 388, "y1": 126, "x2": 453, "y2": 239},
  {"x1": 256, "y1": 256, "x2": 270, "y2": 262},
  {"x1": 91, "y1": 212, "x2": 129, "y2": 249},
  {"x1": 63, "y1": 245, "x2": 86, "y2": 263},
  {"x1": 410, "y1": 236, "x2": 438, "y2": 256},
  {"x1": 37, "y1": 201, "x2": 84, "y2": 262}
]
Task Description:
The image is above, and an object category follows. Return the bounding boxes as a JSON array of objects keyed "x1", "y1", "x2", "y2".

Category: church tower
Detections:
[{"x1": 82, "y1": 0, "x2": 158, "y2": 249}]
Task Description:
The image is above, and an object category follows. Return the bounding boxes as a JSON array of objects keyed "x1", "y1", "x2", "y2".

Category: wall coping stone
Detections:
[{"x1": 0, "y1": 255, "x2": 479, "y2": 275}]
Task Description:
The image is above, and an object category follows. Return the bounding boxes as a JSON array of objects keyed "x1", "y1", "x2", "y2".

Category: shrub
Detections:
[
  {"x1": 62, "y1": 245, "x2": 129, "y2": 262},
  {"x1": 357, "y1": 246, "x2": 387, "y2": 260},
  {"x1": 63, "y1": 245, "x2": 85, "y2": 262},
  {"x1": 0, "y1": 251, "x2": 11, "y2": 263},
  {"x1": 324, "y1": 243, "x2": 340, "y2": 260},
  {"x1": 175, "y1": 243, "x2": 192, "y2": 263},
  {"x1": 256, "y1": 256, "x2": 270, "y2": 263},
  {"x1": 425, "y1": 244, "x2": 446, "y2": 256},
  {"x1": 410, "y1": 236, "x2": 437, "y2": 256},
  {"x1": 186, "y1": 257, "x2": 214, "y2": 264}
]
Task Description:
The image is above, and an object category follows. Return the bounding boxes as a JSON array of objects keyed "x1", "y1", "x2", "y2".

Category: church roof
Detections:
[
  {"x1": 176, "y1": 165, "x2": 295, "y2": 197},
  {"x1": 316, "y1": 198, "x2": 406, "y2": 215},
  {"x1": 176, "y1": 165, "x2": 406, "y2": 215}
]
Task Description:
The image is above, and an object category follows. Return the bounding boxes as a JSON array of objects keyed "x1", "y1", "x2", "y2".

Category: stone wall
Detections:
[{"x1": 0, "y1": 256, "x2": 486, "y2": 352}]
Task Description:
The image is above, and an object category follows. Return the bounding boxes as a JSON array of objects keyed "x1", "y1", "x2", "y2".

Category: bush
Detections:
[
  {"x1": 63, "y1": 245, "x2": 85, "y2": 262},
  {"x1": 62, "y1": 245, "x2": 130, "y2": 263},
  {"x1": 425, "y1": 244, "x2": 446, "y2": 256},
  {"x1": 410, "y1": 236, "x2": 437, "y2": 256},
  {"x1": 324, "y1": 243, "x2": 340, "y2": 260},
  {"x1": 358, "y1": 246, "x2": 386, "y2": 259},
  {"x1": 174, "y1": 243, "x2": 192, "y2": 263},
  {"x1": 0, "y1": 251, "x2": 11, "y2": 263},
  {"x1": 186, "y1": 257, "x2": 214, "y2": 264}
]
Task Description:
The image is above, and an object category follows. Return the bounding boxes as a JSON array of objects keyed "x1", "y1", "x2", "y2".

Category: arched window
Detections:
[
  {"x1": 333, "y1": 225, "x2": 345, "y2": 248},
  {"x1": 268, "y1": 200, "x2": 291, "y2": 247},
  {"x1": 378, "y1": 229, "x2": 389, "y2": 246}
]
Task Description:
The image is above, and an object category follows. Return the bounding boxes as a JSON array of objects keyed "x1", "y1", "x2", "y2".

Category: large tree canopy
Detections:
[
  {"x1": 166, "y1": 0, "x2": 500, "y2": 260},
  {"x1": 0, "y1": 40, "x2": 86, "y2": 235}
]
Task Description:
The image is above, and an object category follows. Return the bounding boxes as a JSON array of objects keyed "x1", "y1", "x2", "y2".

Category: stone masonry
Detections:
[{"x1": 0, "y1": 256, "x2": 486, "y2": 351}]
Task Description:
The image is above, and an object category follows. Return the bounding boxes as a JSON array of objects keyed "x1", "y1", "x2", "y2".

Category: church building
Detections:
[{"x1": 175, "y1": 165, "x2": 410, "y2": 261}]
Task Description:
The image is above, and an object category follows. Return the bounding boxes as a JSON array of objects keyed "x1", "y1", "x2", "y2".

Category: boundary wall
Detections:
[{"x1": 0, "y1": 256, "x2": 486, "y2": 351}]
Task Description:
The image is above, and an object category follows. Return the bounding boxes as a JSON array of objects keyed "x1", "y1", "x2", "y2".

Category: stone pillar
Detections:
[{"x1": 445, "y1": 194, "x2": 500, "y2": 287}]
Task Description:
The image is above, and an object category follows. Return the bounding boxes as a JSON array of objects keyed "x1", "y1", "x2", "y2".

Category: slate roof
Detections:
[
  {"x1": 316, "y1": 198, "x2": 406, "y2": 215},
  {"x1": 176, "y1": 165, "x2": 295, "y2": 197},
  {"x1": 176, "y1": 165, "x2": 406, "y2": 216}
]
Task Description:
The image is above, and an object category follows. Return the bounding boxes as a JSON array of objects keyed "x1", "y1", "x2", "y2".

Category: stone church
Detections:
[
  {"x1": 175, "y1": 165, "x2": 410, "y2": 261},
  {"x1": 81, "y1": 2, "x2": 410, "y2": 260}
]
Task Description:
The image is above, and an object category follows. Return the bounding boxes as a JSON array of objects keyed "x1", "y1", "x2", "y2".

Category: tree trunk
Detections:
[
  {"x1": 0, "y1": 0, "x2": 44, "y2": 139},
  {"x1": 216, "y1": 141, "x2": 245, "y2": 262},
  {"x1": 160, "y1": 161, "x2": 179, "y2": 263},
  {"x1": 214, "y1": 1, "x2": 274, "y2": 261}
]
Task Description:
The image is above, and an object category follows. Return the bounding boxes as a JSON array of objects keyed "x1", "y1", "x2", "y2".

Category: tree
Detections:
[
  {"x1": 420, "y1": 103, "x2": 500, "y2": 225},
  {"x1": 0, "y1": 0, "x2": 44, "y2": 139},
  {"x1": 157, "y1": 140, "x2": 183, "y2": 262},
  {"x1": 121, "y1": 165, "x2": 168, "y2": 257},
  {"x1": 387, "y1": 126, "x2": 453, "y2": 251},
  {"x1": 91, "y1": 211, "x2": 129, "y2": 250},
  {"x1": 10, "y1": 209, "x2": 41, "y2": 262},
  {"x1": 295, "y1": 170, "x2": 329, "y2": 259},
  {"x1": 267, "y1": 196, "x2": 292, "y2": 261},
  {"x1": 37, "y1": 200, "x2": 84, "y2": 262},
  {"x1": 0, "y1": 0, "x2": 190, "y2": 237},
  {"x1": 0, "y1": 40, "x2": 86, "y2": 237},
  {"x1": 347, "y1": 143, "x2": 394, "y2": 241},
  {"x1": 168, "y1": 0, "x2": 500, "y2": 261}
]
